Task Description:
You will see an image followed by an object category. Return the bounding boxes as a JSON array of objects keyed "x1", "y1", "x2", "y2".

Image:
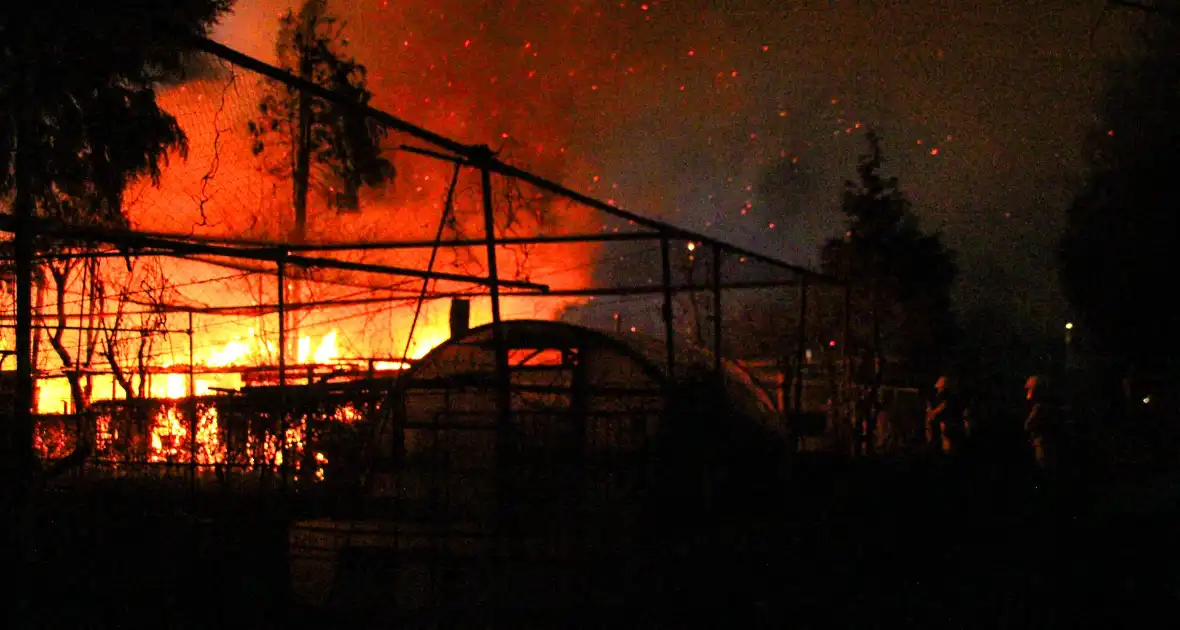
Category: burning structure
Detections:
[
  {"x1": 1, "y1": 24, "x2": 836, "y2": 484},
  {"x1": 0, "y1": 15, "x2": 853, "y2": 620}
]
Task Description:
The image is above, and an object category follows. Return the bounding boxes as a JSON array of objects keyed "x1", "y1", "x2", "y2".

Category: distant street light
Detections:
[{"x1": 1064, "y1": 322, "x2": 1074, "y2": 372}]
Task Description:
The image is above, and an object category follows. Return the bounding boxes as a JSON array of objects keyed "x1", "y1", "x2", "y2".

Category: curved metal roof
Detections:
[{"x1": 406, "y1": 319, "x2": 780, "y2": 424}]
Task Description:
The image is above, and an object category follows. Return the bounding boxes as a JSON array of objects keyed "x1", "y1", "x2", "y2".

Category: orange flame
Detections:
[{"x1": 25, "y1": 3, "x2": 614, "y2": 468}]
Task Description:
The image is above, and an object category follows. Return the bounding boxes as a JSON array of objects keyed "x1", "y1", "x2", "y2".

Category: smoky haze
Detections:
[{"x1": 211, "y1": 0, "x2": 1146, "y2": 336}]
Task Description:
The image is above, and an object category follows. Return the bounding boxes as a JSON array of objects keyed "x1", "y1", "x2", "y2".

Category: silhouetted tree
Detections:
[
  {"x1": 248, "y1": 0, "x2": 394, "y2": 237},
  {"x1": 821, "y1": 131, "x2": 957, "y2": 382},
  {"x1": 2, "y1": 1, "x2": 231, "y2": 478},
  {"x1": 1060, "y1": 9, "x2": 1180, "y2": 371},
  {"x1": 0, "y1": 0, "x2": 231, "y2": 605},
  {"x1": 1, "y1": 2, "x2": 231, "y2": 229}
]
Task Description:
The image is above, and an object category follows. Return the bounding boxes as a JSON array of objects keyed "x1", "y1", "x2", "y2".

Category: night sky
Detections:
[{"x1": 213, "y1": 0, "x2": 1148, "y2": 338}]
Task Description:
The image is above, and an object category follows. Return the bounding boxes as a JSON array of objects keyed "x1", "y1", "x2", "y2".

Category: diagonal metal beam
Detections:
[{"x1": 186, "y1": 35, "x2": 833, "y2": 283}]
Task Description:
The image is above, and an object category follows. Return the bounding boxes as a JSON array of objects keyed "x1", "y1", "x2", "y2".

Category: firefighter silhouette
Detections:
[
  {"x1": 926, "y1": 376, "x2": 965, "y2": 455},
  {"x1": 1024, "y1": 375, "x2": 1060, "y2": 470}
]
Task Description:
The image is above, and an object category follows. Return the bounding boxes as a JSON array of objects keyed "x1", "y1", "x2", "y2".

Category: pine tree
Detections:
[
  {"x1": 248, "y1": 0, "x2": 394, "y2": 241},
  {"x1": 821, "y1": 131, "x2": 957, "y2": 382}
]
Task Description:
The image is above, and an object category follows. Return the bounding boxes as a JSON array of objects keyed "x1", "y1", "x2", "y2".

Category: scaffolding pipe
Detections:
[
  {"x1": 141, "y1": 230, "x2": 663, "y2": 252},
  {"x1": 478, "y1": 159, "x2": 512, "y2": 432},
  {"x1": 188, "y1": 312, "x2": 197, "y2": 492},
  {"x1": 712, "y1": 243, "x2": 723, "y2": 375},
  {"x1": 478, "y1": 151, "x2": 515, "y2": 556},
  {"x1": 12, "y1": 59, "x2": 35, "y2": 488},
  {"x1": 660, "y1": 235, "x2": 675, "y2": 379},
  {"x1": 0, "y1": 323, "x2": 191, "y2": 334},
  {"x1": 0, "y1": 216, "x2": 548, "y2": 291},
  {"x1": 78, "y1": 278, "x2": 814, "y2": 318},
  {"x1": 277, "y1": 258, "x2": 288, "y2": 491},
  {"x1": 793, "y1": 276, "x2": 809, "y2": 415}
]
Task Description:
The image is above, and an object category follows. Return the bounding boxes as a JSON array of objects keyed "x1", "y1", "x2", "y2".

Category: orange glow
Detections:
[
  {"x1": 149, "y1": 407, "x2": 225, "y2": 465},
  {"x1": 19, "y1": 2, "x2": 646, "y2": 469}
]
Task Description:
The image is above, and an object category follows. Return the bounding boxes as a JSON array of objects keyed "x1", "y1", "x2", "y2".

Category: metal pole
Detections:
[
  {"x1": 478, "y1": 159, "x2": 511, "y2": 422},
  {"x1": 843, "y1": 282, "x2": 853, "y2": 407},
  {"x1": 477, "y1": 148, "x2": 514, "y2": 559},
  {"x1": 793, "y1": 277, "x2": 809, "y2": 414},
  {"x1": 188, "y1": 312, "x2": 197, "y2": 492},
  {"x1": 660, "y1": 235, "x2": 676, "y2": 379},
  {"x1": 8, "y1": 51, "x2": 36, "y2": 627},
  {"x1": 12, "y1": 59, "x2": 35, "y2": 484},
  {"x1": 711, "y1": 244, "x2": 723, "y2": 375},
  {"x1": 277, "y1": 258, "x2": 288, "y2": 491}
]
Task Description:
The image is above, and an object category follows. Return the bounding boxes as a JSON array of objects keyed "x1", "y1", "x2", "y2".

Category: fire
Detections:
[
  {"x1": 303, "y1": 331, "x2": 338, "y2": 365},
  {"x1": 21, "y1": 1, "x2": 648, "y2": 470},
  {"x1": 149, "y1": 407, "x2": 225, "y2": 465},
  {"x1": 207, "y1": 331, "x2": 259, "y2": 368}
]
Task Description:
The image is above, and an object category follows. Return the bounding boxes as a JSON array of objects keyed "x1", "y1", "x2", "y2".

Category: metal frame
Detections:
[{"x1": 3, "y1": 37, "x2": 847, "y2": 493}]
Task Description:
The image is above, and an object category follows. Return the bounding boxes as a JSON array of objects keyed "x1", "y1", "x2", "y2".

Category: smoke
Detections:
[{"x1": 115, "y1": 1, "x2": 878, "y2": 361}]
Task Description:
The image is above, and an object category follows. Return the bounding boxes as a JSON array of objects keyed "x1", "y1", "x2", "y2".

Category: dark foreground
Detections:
[{"x1": 17, "y1": 453, "x2": 1180, "y2": 629}]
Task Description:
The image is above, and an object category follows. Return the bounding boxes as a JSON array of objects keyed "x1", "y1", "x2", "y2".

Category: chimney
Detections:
[{"x1": 449, "y1": 298, "x2": 471, "y2": 339}]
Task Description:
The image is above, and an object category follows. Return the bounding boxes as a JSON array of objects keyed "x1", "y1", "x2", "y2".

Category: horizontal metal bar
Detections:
[
  {"x1": 0, "y1": 323, "x2": 190, "y2": 334},
  {"x1": 414, "y1": 279, "x2": 806, "y2": 299},
  {"x1": 265, "y1": 231, "x2": 663, "y2": 252},
  {"x1": 0, "y1": 216, "x2": 549, "y2": 291},
  {"x1": 0, "y1": 250, "x2": 161, "y2": 262}
]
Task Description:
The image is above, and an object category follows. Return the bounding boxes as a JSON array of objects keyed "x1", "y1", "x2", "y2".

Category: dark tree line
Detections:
[{"x1": 1061, "y1": 1, "x2": 1180, "y2": 372}]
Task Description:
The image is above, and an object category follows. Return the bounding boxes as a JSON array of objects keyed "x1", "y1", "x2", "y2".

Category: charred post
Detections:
[{"x1": 449, "y1": 298, "x2": 471, "y2": 339}]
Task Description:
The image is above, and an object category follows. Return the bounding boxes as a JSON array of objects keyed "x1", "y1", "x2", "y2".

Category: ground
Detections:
[{"x1": 18, "y1": 452, "x2": 1180, "y2": 629}]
